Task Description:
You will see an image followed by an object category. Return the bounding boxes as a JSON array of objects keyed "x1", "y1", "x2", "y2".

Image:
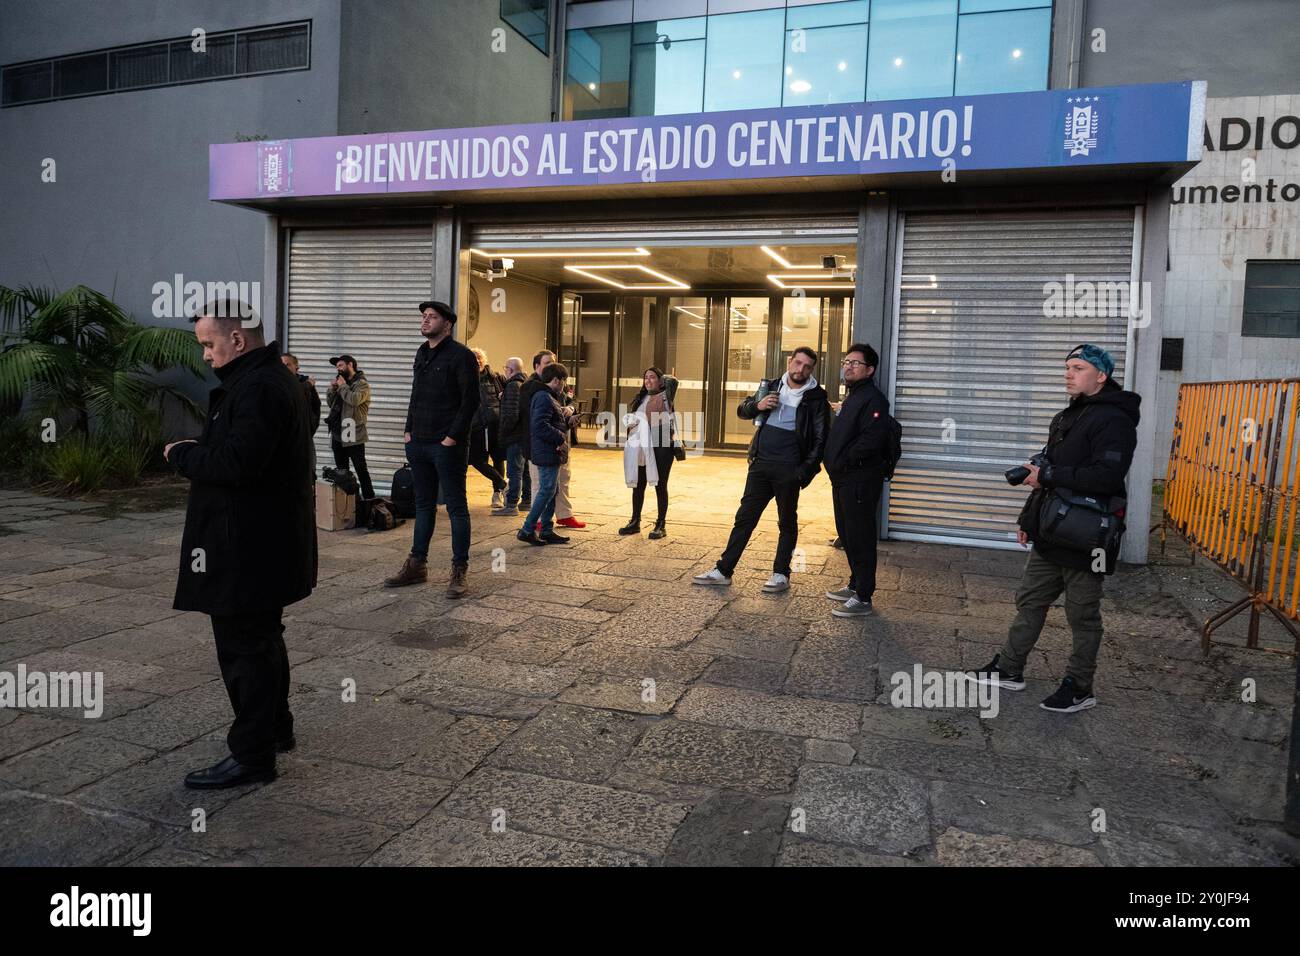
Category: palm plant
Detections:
[{"x1": 0, "y1": 283, "x2": 208, "y2": 437}]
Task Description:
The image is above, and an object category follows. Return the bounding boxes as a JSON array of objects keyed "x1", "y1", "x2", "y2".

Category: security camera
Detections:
[
  {"x1": 487, "y1": 257, "x2": 514, "y2": 281},
  {"x1": 821, "y1": 255, "x2": 837, "y2": 270}
]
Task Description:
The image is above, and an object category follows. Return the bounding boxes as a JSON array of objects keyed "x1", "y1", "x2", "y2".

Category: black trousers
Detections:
[
  {"x1": 470, "y1": 422, "x2": 506, "y2": 491},
  {"x1": 832, "y1": 475, "x2": 884, "y2": 601},
  {"x1": 331, "y1": 439, "x2": 375, "y2": 499},
  {"x1": 631, "y1": 445, "x2": 675, "y2": 524},
  {"x1": 717, "y1": 459, "x2": 801, "y2": 577},
  {"x1": 210, "y1": 608, "x2": 291, "y2": 769}
]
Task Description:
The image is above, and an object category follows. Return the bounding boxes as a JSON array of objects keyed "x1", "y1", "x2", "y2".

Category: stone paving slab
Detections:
[{"x1": 1, "y1": 451, "x2": 1297, "y2": 867}]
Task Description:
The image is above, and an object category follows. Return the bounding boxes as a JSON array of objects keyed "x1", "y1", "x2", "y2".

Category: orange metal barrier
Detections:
[{"x1": 1162, "y1": 378, "x2": 1300, "y2": 654}]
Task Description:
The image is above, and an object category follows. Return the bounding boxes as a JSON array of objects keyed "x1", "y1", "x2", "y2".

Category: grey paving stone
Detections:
[
  {"x1": 689, "y1": 628, "x2": 797, "y2": 663},
  {"x1": 663, "y1": 791, "x2": 788, "y2": 866},
  {"x1": 623, "y1": 720, "x2": 802, "y2": 794},
  {"x1": 174, "y1": 796, "x2": 397, "y2": 865},
  {"x1": 854, "y1": 734, "x2": 1077, "y2": 794},
  {"x1": 0, "y1": 599, "x2": 53, "y2": 623},
  {"x1": 804, "y1": 739, "x2": 856, "y2": 765},
  {"x1": 241, "y1": 756, "x2": 451, "y2": 828},
  {"x1": 788, "y1": 634, "x2": 878, "y2": 701},
  {"x1": 487, "y1": 704, "x2": 646, "y2": 783},
  {"x1": 558, "y1": 643, "x2": 713, "y2": 682},
  {"x1": 935, "y1": 827, "x2": 1102, "y2": 866},
  {"x1": 793, "y1": 765, "x2": 931, "y2": 854},
  {"x1": 289, "y1": 654, "x2": 425, "y2": 697},
  {"x1": 931, "y1": 780, "x2": 1097, "y2": 847},
  {"x1": 777, "y1": 837, "x2": 922, "y2": 866},
  {"x1": 287, "y1": 694, "x2": 457, "y2": 769},
  {"x1": 402, "y1": 715, "x2": 521, "y2": 779},
  {"x1": 557, "y1": 676, "x2": 684, "y2": 715},
  {"x1": 87, "y1": 681, "x2": 234, "y2": 750},
  {"x1": 0, "y1": 713, "x2": 78, "y2": 761},
  {"x1": 0, "y1": 790, "x2": 165, "y2": 865},
  {"x1": 676, "y1": 684, "x2": 861, "y2": 741},
  {"x1": 700, "y1": 656, "x2": 788, "y2": 694},
  {"x1": 364, "y1": 811, "x2": 648, "y2": 866},
  {"x1": 1100, "y1": 820, "x2": 1300, "y2": 867},
  {"x1": 441, "y1": 767, "x2": 688, "y2": 856},
  {"x1": 393, "y1": 672, "x2": 547, "y2": 720},
  {"x1": 0, "y1": 733, "x2": 155, "y2": 795},
  {"x1": 1078, "y1": 767, "x2": 1235, "y2": 830}
]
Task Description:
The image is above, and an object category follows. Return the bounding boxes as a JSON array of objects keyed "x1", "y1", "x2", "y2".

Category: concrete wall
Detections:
[
  {"x1": 1155, "y1": 93, "x2": 1300, "y2": 476},
  {"x1": 1078, "y1": 0, "x2": 1300, "y2": 98},
  {"x1": 337, "y1": 0, "x2": 554, "y2": 135},
  {"x1": 0, "y1": 0, "x2": 342, "y2": 336}
]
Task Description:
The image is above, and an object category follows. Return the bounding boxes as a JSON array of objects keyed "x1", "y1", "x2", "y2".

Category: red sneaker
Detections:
[{"x1": 556, "y1": 516, "x2": 586, "y2": 529}]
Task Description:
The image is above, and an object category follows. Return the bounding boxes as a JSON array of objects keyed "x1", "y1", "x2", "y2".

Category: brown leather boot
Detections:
[
  {"x1": 446, "y1": 563, "x2": 468, "y2": 599},
  {"x1": 383, "y1": 554, "x2": 427, "y2": 588}
]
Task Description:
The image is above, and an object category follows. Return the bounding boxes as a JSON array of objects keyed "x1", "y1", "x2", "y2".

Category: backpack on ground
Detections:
[
  {"x1": 390, "y1": 464, "x2": 416, "y2": 518},
  {"x1": 368, "y1": 497, "x2": 404, "y2": 532}
]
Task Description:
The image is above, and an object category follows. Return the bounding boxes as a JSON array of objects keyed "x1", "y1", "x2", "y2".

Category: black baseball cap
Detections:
[
  {"x1": 328, "y1": 354, "x2": 357, "y2": 366},
  {"x1": 418, "y1": 300, "x2": 456, "y2": 323}
]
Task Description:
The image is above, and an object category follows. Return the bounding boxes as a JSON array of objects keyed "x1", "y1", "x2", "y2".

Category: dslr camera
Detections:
[{"x1": 1005, "y1": 453, "x2": 1049, "y2": 487}]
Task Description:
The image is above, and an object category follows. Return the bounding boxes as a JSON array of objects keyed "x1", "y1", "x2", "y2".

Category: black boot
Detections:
[
  {"x1": 619, "y1": 518, "x2": 641, "y2": 535},
  {"x1": 648, "y1": 519, "x2": 667, "y2": 540}
]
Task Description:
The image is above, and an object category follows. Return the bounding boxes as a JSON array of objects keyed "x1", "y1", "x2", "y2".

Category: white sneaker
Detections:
[
  {"x1": 762, "y1": 573, "x2": 790, "y2": 593},
  {"x1": 692, "y1": 568, "x2": 732, "y2": 586},
  {"x1": 832, "y1": 597, "x2": 874, "y2": 618},
  {"x1": 491, "y1": 489, "x2": 504, "y2": 509},
  {"x1": 825, "y1": 586, "x2": 856, "y2": 602}
]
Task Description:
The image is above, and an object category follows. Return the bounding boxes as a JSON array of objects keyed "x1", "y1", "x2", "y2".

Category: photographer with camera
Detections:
[{"x1": 971, "y1": 344, "x2": 1140, "y2": 713}]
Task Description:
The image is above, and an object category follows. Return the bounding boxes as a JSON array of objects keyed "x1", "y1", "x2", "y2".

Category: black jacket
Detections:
[
  {"x1": 171, "y1": 343, "x2": 317, "y2": 616},
  {"x1": 498, "y1": 370, "x2": 528, "y2": 446},
  {"x1": 296, "y1": 373, "x2": 321, "y2": 434},
  {"x1": 1019, "y1": 378, "x2": 1141, "y2": 570},
  {"x1": 404, "y1": 335, "x2": 480, "y2": 445},
  {"x1": 824, "y1": 378, "x2": 891, "y2": 481},
  {"x1": 473, "y1": 367, "x2": 505, "y2": 430},
  {"x1": 519, "y1": 374, "x2": 547, "y2": 461},
  {"x1": 739, "y1": 381, "x2": 831, "y2": 488}
]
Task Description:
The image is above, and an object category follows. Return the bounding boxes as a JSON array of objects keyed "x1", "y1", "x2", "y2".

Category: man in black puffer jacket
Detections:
[
  {"x1": 693, "y1": 347, "x2": 830, "y2": 593},
  {"x1": 822, "y1": 343, "x2": 892, "y2": 619},
  {"x1": 971, "y1": 343, "x2": 1140, "y2": 715}
]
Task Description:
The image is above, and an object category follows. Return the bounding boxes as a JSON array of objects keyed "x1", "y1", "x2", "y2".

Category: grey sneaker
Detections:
[
  {"x1": 692, "y1": 568, "x2": 732, "y2": 586},
  {"x1": 825, "y1": 586, "x2": 856, "y2": 602},
  {"x1": 491, "y1": 489, "x2": 504, "y2": 509},
  {"x1": 491, "y1": 505, "x2": 516, "y2": 516},
  {"x1": 831, "y1": 597, "x2": 873, "y2": 618},
  {"x1": 762, "y1": 573, "x2": 790, "y2": 593}
]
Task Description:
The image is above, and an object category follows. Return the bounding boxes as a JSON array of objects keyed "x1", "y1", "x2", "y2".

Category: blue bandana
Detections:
[{"x1": 1066, "y1": 343, "x2": 1114, "y2": 378}]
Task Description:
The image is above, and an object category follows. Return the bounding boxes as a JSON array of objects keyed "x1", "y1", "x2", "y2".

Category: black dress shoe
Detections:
[
  {"x1": 540, "y1": 531, "x2": 570, "y2": 544},
  {"x1": 648, "y1": 521, "x2": 667, "y2": 540},
  {"x1": 276, "y1": 734, "x2": 296, "y2": 753},
  {"x1": 618, "y1": 520, "x2": 641, "y2": 535},
  {"x1": 183, "y1": 755, "x2": 276, "y2": 790},
  {"x1": 517, "y1": 530, "x2": 547, "y2": 546}
]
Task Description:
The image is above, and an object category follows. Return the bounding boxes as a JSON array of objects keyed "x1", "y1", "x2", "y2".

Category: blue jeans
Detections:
[
  {"x1": 407, "y1": 438, "x2": 470, "y2": 566},
  {"x1": 504, "y1": 441, "x2": 525, "y2": 507},
  {"x1": 523, "y1": 464, "x2": 558, "y2": 535}
]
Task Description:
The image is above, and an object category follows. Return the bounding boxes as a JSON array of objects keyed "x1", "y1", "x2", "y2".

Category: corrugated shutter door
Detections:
[
  {"x1": 286, "y1": 227, "x2": 433, "y2": 495},
  {"x1": 888, "y1": 208, "x2": 1135, "y2": 546}
]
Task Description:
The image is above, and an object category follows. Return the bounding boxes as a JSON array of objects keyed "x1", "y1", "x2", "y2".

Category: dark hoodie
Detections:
[{"x1": 1019, "y1": 377, "x2": 1142, "y2": 569}]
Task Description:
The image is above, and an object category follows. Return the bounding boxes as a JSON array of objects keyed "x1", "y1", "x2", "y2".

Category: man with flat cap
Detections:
[
  {"x1": 970, "y1": 343, "x2": 1140, "y2": 714},
  {"x1": 385, "y1": 300, "x2": 480, "y2": 598}
]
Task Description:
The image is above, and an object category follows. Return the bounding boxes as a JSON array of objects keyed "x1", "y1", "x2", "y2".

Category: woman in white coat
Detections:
[{"x1": 620, "y1": 367, "x2": 680, "y2": 539}]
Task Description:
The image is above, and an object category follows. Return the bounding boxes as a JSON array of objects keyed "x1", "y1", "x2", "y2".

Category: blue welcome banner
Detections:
[{"x1": 211, "y1": 81, "x2": 1205, "y2": 200}]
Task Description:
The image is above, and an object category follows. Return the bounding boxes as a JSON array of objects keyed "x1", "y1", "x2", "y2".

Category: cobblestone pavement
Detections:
[{"x1": 0, "y1": 448, "x2": 1296, "y2": 866}]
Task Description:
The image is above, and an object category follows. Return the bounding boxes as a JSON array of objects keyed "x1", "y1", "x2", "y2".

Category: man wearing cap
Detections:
[
  {"x1": 971, "y1": 344, "x2": 1140, "y2": 713},
  {"x1": 384, "y1": 300, "x2": 480, "y2": 597},
  {"x1": 325, "y1": 353, "x2": 374, "y2": 500}
]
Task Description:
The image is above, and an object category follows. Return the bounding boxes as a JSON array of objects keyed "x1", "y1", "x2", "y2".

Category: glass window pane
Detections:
[
  {"x1": 501, "y1": 0, "x2": 550, "y2": 54},
  {"x1": 565, "y1": 25, "x2": 631, "y2": 119},
  {"x1": 665, "y1": 297, "x2": 709, "y2": 443},
  {"x1": 866, "y1": 0, "x2": 957, "y2": 102},
  {"x1": 704, "y1": 8, "x2": 785, "y2": 112},
  {"x1": 786, "y1": 0, "x2": 870, "y2": 29},
  {"x1": 170, "y1": 35, "x2": 235, "y2": 81},
  {"x1": 2, "y1": 62, "x2": 53, "y2": 104},
  {"x1": 960, "y1": 0, "x2": 1050, "y2": 12},
  {"x1": 723, "y1": 297, "x2": 771, "y2": 445},
  {"x1": 783, "y1": 22, "x2": 867, "y2": 106},
  {"x1": 631, "y1": 18, "x2": 706, "y2": 115},
  {"x1": 236, "y1": 25, "x2": 310, "y2": 74},
  {"x1": 110, "y1": 44, "x2": 168, "y2": 90},
  {"x1": 55, "y1": 53, "x2": 107, "y2": 97},
  {"x1": 955, "y1": 8, "x2": 1050, "y2": 95}
]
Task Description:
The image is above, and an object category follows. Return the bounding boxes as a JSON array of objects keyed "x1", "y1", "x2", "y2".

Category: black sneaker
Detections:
[
  {"x1": 517, "y1": 530, "x2": 547, "y2": 546},
  {"x1": 1040, "y1": 676, "x2": 1096, "y2": 713},
  {"x1": 967, "y1": 654, "x2": 1025, "y2": 691},
  {"x1": 540, "y1": 531, "x2": 570, "y2": 544}
]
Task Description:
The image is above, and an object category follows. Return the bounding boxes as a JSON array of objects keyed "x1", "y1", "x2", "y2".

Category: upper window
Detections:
[
  {"x1": 1242, "y1": 261, "x2": 1300, "y2": 338},
  {"x1": 502, "y1": 0, "x2": 550, "y2": 55},
  {"x1": 2, "y1": 21, "x2": 310, "y2": 107},
  {"x1": 563, "y1": 0, "x2": 1051, "y2": 120}
]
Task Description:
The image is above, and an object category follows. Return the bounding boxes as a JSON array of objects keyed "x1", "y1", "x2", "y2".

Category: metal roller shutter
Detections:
[
  {"x1": 285, "y1": 227, "x2": 433, "y2": 495},
  {"x1": 887, "y1": 208, "x2": 1137, "y2": 547}
]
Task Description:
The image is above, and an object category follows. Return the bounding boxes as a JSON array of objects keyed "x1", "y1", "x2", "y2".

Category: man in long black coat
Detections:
[{"x1": 166, "y1": 301, "x2": 317, "y2": 789}]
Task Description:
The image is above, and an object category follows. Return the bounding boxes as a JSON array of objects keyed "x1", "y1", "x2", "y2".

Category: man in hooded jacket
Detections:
[{"x1": 971, "y1": 344, "x2": 1140, "y2": 714}]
